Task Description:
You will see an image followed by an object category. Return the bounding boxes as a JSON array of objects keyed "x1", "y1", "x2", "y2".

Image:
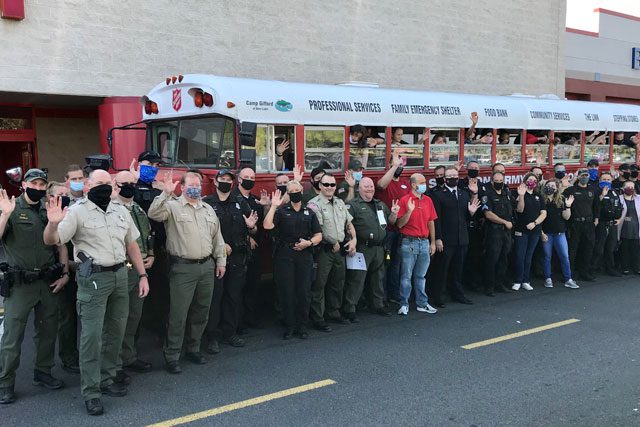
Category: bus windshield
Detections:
[{"x1": 146, "y1": 116, "x2": 236, "y2": 169}]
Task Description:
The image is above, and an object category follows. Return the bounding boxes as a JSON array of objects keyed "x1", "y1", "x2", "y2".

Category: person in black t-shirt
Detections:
[
  {"x1": 540, "y1": 179, "x2": 578, "y2": 289},
  {"x1": 511, "y1": 173, "x2": 546, "y2": 291},
  {"x1": 617, "y1": 181, "x2": 640, "y2": 274}
]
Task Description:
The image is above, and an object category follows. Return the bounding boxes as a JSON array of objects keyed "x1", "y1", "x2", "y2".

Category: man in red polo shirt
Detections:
[
  {"x1": 395, "y1": 173, "x2": 438, "y2": 316},
  {"x1": 376, "y1": 151, "x2": 411, "y2": 304}
]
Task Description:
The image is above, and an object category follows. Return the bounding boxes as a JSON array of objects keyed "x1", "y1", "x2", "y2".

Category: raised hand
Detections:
[
  {"x1": 129, "y1": 158, "x2": 140, "y2": 180},
  {"x1": 392, "y1": 153, "x2": 403, "y2": 168},
  {"x1": 470, "y1": 112, "x2": 478, "y2": 125},
  {"x1": 468, "y1": 198, "x2": 481, "y2": 215},
  {"x1": 344, "y1": 170, "x2": 355, "y2": 188},
  {"x1": 600, "y1": 185, "x2": 609, "y2": 197},
  {"x1": 454, "y1": 160, "x2": 464, "y2": 171},
  {"x1": 258, "y1": 189, "x2": 270, "y2": 206},
  {"x1": 407, "y1": 198, "x2": 415, "y2": 212},
  {"x1": 0, "y1": 189, "x2": 16, "y2": 216},
  {"x1": 565, "y1": 194, "x2": 574, "y2": 208},
  {"x1": 162, "y1": 172, "x2": 178, "y2": 195},
  {"x1": 468, "y1": 179, "x2": 478, "y2": 194},
  {"x1": 391, "y1": 199, "x2": 400, "y2": 214},
  {"x1": 270, "y1": 190, "x2": 283, "y2": 207},
  {"x1": 244, "y1": 210, "x2": 258, "y2": 229},
  {"x1": 46, "y1": 196, "x2": 67, "y2": 224},
  {"x1": 293, "y1": 164, "x2": 303, "y2": 182},
  {"x1": 276, "y1": 139, "x2": 290, "y2": 156},
  {"x1": 517, "y1": 183, "x2": 527, "y2": 196}
]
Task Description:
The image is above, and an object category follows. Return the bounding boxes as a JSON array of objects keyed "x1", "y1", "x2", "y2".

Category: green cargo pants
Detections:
[
  {"x1": 119, "y1": 268, "x2": 144, "y2": 367},
  {"x1": 342, "y1": 245, "x2": 385, "y2": 314},
  {"x1": 76, "y1": 268, "x2": 128, "y2": 400},
  {"x1": 0, "y1": 279, "x2": 59, "y2": 387},
  {"x1": 164, "y1": 259, "x2": 215, "y2": 363},
  {"x1": 310, "y1": 249, "x2": 345, "y2": 322}
]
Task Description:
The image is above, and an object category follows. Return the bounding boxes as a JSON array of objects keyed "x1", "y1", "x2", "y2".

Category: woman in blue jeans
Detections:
[
  {"x1": 512, "y1": 173, "x2": 547, "y2": 291},
  {"x1": 540, "y1": 179, "x2": 579, "y2": 289}
]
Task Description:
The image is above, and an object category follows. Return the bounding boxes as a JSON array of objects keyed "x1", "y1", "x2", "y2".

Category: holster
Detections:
[
  {"x1": 77, "y1": 252, "x2": 94, "y2": 278},
  {"x1": 0, "y1": 263, "x2": 16, "y2": 297},
  {"x1": 43, "y1": 262, "x2": 65, "y2": 281}
]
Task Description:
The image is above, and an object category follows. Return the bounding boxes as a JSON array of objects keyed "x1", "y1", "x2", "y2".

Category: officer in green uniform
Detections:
[
  {"x1": 0, "y1": 169, "x2": 69, "y2": 404},
  {"x1": 307, "y1": 173, "x2": 357, "y2": 331},
  {"x1": 342, "y1": 178, "x2": 398, "y2": 321},
  {"x1": 44, "y1": 169, "x2": 149, "y2": 416},
  {"x1": 111, "y1": 171, "x2": 154, "y2": 384},
  {"x1": 337, "y1": 159, "x2": 364, "y2": 202},
  {"x1": 148, "y1": 171, "x2": 226, "y2": 374}
]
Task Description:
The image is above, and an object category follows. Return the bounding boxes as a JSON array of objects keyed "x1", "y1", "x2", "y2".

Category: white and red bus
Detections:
[{"x1": 108, "y1": 74, "x2": 640, "y2": 191}]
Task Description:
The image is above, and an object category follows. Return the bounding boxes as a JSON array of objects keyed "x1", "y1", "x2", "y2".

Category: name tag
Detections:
[
  {"x1": 377, "y1": 209, "x2": 387, "y2": 227},
  {"x1": 236, "y1": 203, "x2": 240, "y2": 210}
]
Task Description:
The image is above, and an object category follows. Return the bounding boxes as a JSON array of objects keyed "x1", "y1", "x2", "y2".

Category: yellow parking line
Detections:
[
  {"x1": 461, "y1": 318, "x2": 581, "y2": 350},
  {"x1": 147, "y1": 379, "x2": 336, "y2": 427}
]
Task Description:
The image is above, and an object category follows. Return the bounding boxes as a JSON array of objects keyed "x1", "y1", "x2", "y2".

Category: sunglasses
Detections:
[{"x1": 321, "y1": 182, "x2": 337, "y2": 188}]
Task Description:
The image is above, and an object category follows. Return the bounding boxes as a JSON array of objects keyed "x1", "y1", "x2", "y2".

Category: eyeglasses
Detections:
[{"x1": 321, "y1": 183, "x2": 336, "y2": 188}]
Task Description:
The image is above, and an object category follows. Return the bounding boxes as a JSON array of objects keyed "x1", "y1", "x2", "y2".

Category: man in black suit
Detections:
[{"x1": 429, "y1": 166, "x2": 481, "y2": 306}]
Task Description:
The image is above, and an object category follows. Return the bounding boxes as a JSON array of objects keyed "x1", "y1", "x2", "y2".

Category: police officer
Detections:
[
  {"x1": 563, "y1": 168, "x2": 600, "y2": 281},
  {"x1": 337, "y1": 159, "x2": 364, "y2": 202},
  {"x1": 263, "y1": 181, "x2": 322, "y2": 339},
  {"x1": 0, "y1": 169, "x2": 69, "y2": 404},
  {"x1": 307, "y1": 173, "x2": 357, "y2": 331},
  {"x1": 342, "y1": 178, "x2": 398, "y2": 321},
  {"x1": 587, "y1": 159, "x2": 600, "y2": 188},
  {"x1": 459, "y1": 161, "x2": 484, "y2": 292},
  {"x1": 612, "y1": 163, "x2": 630, "y2": 191},
  {"x1": 147, "y1": 171, "x2": 226, "y2": 375},
  {"x1": 203, "y1": 169, "x2": 257, "y2": 350},
  {"x1": 44, "y1": 169, "x2": 149, "y2": 416},
  {"x1": 111, "y1": 171, "x2": 154, "y2": 385},
  {"x1": 592, "y1": 172, "x2": 623, "y2": 277},
  {"x1": 482, "y1": 171, "x2": 514, "y2": 295}
]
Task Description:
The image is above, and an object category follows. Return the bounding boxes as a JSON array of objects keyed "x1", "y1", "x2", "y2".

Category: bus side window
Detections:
[
  {"x1": 428, "y1": 128, "x2": 459, "y2": 166},
  {"x1": 349, "y1": 125, "x2": 387, "y2": 169},
  {"x1": 613, "y1": 131, "x2": 638, "y2": 164},
  {"x1": 495, "y1": 129, "x2": 522, "y2": 166},
  {"x1": 524, "y1": 130, "x2": 550, "y2": 165},
  {"x1": 553, "y1": 131, "x2": 582, "y2": 165},
  {"x1": 255, "y1": 125, "x2": 296, "y2": 173},
  {"x1": 391, "y1": 127, "x2": 424, "y2": 168},
  {"x1": 464, "y1": 128, "x2": 493, "y2": 167},
  {"x1": 304, "y1": 126, "x2": 345, "y2": 171}
]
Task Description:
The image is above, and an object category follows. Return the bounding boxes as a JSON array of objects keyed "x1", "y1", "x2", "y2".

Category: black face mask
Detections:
[
  {"x1": 60, "y1": 196, "x2": 71, "y2": 209},
  {"x1": 623, "y1": 171, "x2": 631, "y2": 179},
  {"x1": 217, "y1": 181, "x2": 232, "y2": 193},
  {"x1": 468, "y1": 169, "x2": 479, "y2": 179},
  {"x1": 493, "y1": 182, "x2": 504, "y2": 191},
  {"x1": 555, "y1": 170, "x2": 566, "y2": 179},
  {"x1": 25, "y1": 188, "x2": 46, "y2": 203},
  {"x1": 289, "y1": 192, "x2": 303, "y2": 203},
  {"x1": 435, "y1": 176, "x2": 445, "y2": 186},
  {"x1": 312, "y1": 179, "x2": 321, "y2": 190},
  {"x1": 240, "y1": 179, "x2": 255, "y2": 191},
  {"x1": 88, "y1": 184, "x2": 112, "y2": 211},
  {"x1": 445, "y1": 177, "x2": 459, "y2": 188},
  {"x1": 277, "y1": 185, "x2": 288, "y2": 195},
  {"x1": 393, "y1": 167, "x2": 404, "y2": 179},
  {"x1": 632, "y1": 171, "x2": 639, "y2": 179},
  {"x1": 118, "y1": 183, "x2": 136, "y2": 199}
]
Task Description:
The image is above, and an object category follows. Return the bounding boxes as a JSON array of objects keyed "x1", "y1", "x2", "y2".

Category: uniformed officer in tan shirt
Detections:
[
  {"x1": 307, "y1": 172, "x2": 356, "y2": 332},
  {"x1": 44, "y1": 169, "x2": 149, "y2": 416},
  {"x1": 148, "y1": 171, "x2": 226, "y2": 374}
]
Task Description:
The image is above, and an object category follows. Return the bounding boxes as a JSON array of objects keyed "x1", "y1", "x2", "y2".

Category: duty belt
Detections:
[
  {"x1": 364, "y1": 240, "x2": 384, "y2": 247},
  {"x1": 573, "y1": 217, "x2": 593, "y2": 222},
  {"x1": 170, "y1": 255, "x2": 211, "y2": 264},
  {"x1": 92, "y1": 263, "x2": 125, "y2": 273}
]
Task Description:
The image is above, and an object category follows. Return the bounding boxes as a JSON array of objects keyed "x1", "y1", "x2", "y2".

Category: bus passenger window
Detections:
[
  {"x1": 464, "y1": 128, "x2": 492, "y2": 167},
  {"x1": 428, "y1": 128, "x2": 459, "y2": 166},
  {"x1": 392, "y1": 127, "x2": 424, "y2": 168},
  {"x1": 552, "y1": 131, "x2": 581, "y2": 165},
  {"x1": 584, "y1": 131, "x2": 610, "y2": 164},
  {"x1": 495, "y1": 129, "x2": 522, "y2": 166},
  {"x1": 524, "y1": 130, "x2": 550, "y2": 165},
  {"x1": 349, "y1": 125, "x2": 386, "y2": 169},
  {"x1": 304, "y1": 126, "x2": 345, "y2": 171},
  {"x1": 613, "y1": 131, "x2": 638, "y2": 163},
  {"x1": 255, "y1": 125, "x2": 296, "y2": 173}
]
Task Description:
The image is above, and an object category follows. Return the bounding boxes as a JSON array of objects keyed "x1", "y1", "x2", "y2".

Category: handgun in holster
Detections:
[
  {"x1": 0, "y1": 262, "x2": 15, "y2": 297},
  {"x1": 43, "y1": 262, "x2": 65, "y2": 281},
  {"x1": 77, "y1": 252, "x2": 94, "y2": 278}
]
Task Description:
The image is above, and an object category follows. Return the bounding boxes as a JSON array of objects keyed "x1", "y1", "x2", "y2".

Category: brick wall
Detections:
[{"x1": 0, "y1": 0, "x2": 566, "y2": 97}]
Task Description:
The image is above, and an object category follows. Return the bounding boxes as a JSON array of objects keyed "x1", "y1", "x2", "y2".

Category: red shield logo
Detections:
[{"x1": 172, "y1": 89, "x2": 182, "y2": 111}]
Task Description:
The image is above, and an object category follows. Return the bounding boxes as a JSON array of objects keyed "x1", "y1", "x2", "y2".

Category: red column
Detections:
[{"x1": 98, "y1": 97, "x2": 145, "y2": 170}]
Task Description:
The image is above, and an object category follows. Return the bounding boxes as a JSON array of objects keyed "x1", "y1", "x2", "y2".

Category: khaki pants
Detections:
[
  {"x1": 76, "y1": 269, "x2": 128, "y2": 400},
  {"x1": 310, "y1": 249, "x2": 345, "y2": 322},
  {"x1": 0, "y1": 279, "x2": 59, "y2": 387}
]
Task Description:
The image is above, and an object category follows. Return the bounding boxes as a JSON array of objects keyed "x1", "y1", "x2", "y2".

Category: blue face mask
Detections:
[
  {"x1": 184, "y1": 186, "x2": 201, "y2": 199},
  {"x1": 599, "y1": 181, "x2": 612, "y2": 190},
  {"x1": 139, "y1": 164, "x2": 159, "y2": 184},
  {"x1": 417, "y1": 184, "x2": 427, "y2": 194},
  {"x1": 69, "y1": 181, "x2": 84, "y2": 192},
  {"x1": 588, "y1": 169, "x2": 599, "y2": 181},
  {"x1": 352, "y1": 171, "x2": 363, "y2": 182}
]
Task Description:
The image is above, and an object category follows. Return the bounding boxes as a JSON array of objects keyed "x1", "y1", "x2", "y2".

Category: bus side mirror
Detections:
[
  {"x1": 239, "y1": 122, "x2": 257, "y2": 147},
  {"x1": 5, "y1": 166, "x2": 23, "y2": 183},
  {"x1": 85, "y1": 154, "x2": 112, "y2": 171}
]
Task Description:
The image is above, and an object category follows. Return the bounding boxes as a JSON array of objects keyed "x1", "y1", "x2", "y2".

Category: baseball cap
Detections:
[
  {"x1": 216, "y1": 168, "x2": 235, "y2": 179},
  {"x1": 23, "y1": 168, "x2": 48, "y2": 183},
  {"x1": 138, "y1": 150, "x2": 162, "y2": 164},
  {"x1": 620, "y1": 163, "x2": 631, "y2": 171},
  {"x1": 576, "y1": 168, "x2": 589, "y2": 176},
  {"x1": 348, "y1": 159, "x2": 364, "y2": 171},
  {"x1": 587, "y1": 159, "x2": 599, "y2": 167}
]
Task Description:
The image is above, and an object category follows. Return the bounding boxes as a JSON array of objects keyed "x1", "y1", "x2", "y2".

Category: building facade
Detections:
[{"x1": 0, "y1": 0, "x2": 566, "y2": 183}]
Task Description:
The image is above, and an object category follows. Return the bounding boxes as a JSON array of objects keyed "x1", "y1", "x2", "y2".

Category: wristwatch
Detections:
[{"x1": 138, "y1": 273, "x2": 149, "y2": 279}]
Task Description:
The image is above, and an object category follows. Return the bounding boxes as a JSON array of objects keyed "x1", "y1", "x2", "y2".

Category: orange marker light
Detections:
[
  {"x1": 178, "y1": 74, "x2": 184, "y2": 82},
  {"x1": 227, "y1": 101, "x2": 235, "y2": 108},
  {"x1": 171, "y1": 76, "x2": 177, "y2": 84},
  {"x1": 203, "y1": 92, "x2": 213, "y2": 107},
  {"x1": 166, "y1": 78, "x2": 171, "y2": 85},
  {"x1": 194, "y1": 91, "x2": 204, "y2": 108}
]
